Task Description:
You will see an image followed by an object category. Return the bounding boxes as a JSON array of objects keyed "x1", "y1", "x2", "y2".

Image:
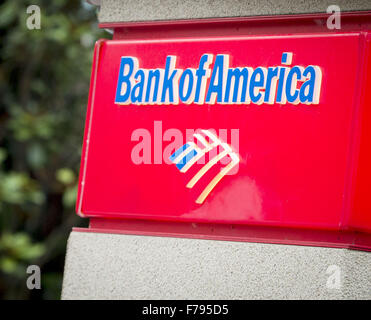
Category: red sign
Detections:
[{"x1": 77, "y1": 31, "x2": 371, "y2": 233}]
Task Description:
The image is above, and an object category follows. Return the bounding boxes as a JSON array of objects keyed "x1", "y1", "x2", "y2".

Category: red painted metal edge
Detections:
[
  {"x1": 77, "y1": 12, "x2": 371, "y2": 252},
  {"x1": 73, "y1": 218, "x2": 371, "y2": 252},
  {"x1": 107, "y1": 11, "x2": 371, "y2": 41}
]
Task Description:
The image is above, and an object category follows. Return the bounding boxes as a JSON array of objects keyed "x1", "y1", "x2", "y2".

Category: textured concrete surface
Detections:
[
  {"x1": 97, "y1": 0, "x2": 371, "y2": 23},
  {"x1": 61, "y1": 231, "x2": 370, "y2": 299}
]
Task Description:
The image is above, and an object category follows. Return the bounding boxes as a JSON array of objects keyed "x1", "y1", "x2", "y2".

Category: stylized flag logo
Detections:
[{"x1": 169, "y1": 130, "x2": 240, "y2": 204}]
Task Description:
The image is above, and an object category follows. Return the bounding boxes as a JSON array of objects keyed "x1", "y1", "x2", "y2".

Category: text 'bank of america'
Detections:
[{"x1": 115, "y1": 52, "x2": 322, "y2": 106}]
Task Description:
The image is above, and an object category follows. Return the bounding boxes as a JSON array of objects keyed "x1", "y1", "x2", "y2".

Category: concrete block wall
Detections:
[
  {"x1": 62, "y1": 232, "x2": 370, "y2": 299},
  {"x1": 98, "y1": 0, "x2": 371, "y2": 23}
]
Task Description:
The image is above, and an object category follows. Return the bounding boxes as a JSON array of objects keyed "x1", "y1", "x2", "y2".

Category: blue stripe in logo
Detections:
[
  {"x1": 175, "y1": 149, "x2": 198, "y2": 170},
  {"x1": 169, "y1": 143, "x2": 190, "y2": 161}
]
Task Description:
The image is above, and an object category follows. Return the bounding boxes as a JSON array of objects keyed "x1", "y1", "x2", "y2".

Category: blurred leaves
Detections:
[
  {"x1": 56, "y1": 168, "x2": 78, "y2": 208},
  {"x1": 62, "y1": 184, "x2": 78, "y2": 208},
  {"x1": 0, "y1": 172, "x2": 44, "y2": 205},
  {"x1": 56, "y1": 168, "x2": 75, "y2": 185},
  {"x1": 8, "y1": 109, "x2": 56, "y2": 141},
  {"x1": 0, "y1": 2, "x2": 19, "y2": 29},
  {"x1": 0, "y1": 148, "x2": 7, "y2": 164},
  {"x1": 0, "y1": 0, "x2": 107, "y2": 299},
  {"x1": 0, "y1": 233, "x2": 45, "y2": 276}
]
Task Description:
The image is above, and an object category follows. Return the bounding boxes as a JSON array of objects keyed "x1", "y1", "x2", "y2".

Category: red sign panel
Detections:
[{"x1": 77, "y1": 31, "x2": 371, "y2": 233}]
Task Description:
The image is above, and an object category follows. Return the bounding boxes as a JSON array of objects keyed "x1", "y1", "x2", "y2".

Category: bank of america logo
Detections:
[{"x1": 169, "y1": 130, "x2": 239, "y2": 204}]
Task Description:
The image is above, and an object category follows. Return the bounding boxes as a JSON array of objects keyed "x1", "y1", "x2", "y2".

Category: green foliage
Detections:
[
  {"x1": 56, "y1": 168, "x2": 75, "y2": 185},
  {"x1": 0, "y1": 233, "x2": 45, "y2": 275},
  {"x1": 0, "y1": 0, "x2": 108, "y2": 299}
]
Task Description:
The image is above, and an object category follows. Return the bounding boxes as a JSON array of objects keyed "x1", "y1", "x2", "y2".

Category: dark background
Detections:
[{"x1": 0, "y1": 0, "x2": 108, "y2": 299}]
